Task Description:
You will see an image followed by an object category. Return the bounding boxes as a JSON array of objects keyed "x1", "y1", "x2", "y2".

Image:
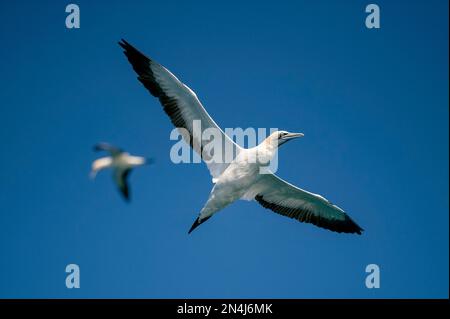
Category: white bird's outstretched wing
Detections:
[
  {"x1": 248, "y1": 173, "x2": 363, "y2": 234},
  {"x1": 119, "y1": 39, "x2": 241, "y2": 179}
]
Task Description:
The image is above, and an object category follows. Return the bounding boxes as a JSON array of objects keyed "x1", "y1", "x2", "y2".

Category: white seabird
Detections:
[
  {"x1": 119, "y1": 39, "x2": 363, "y2": 235},
  {"x1": 90, "y1": 142, "x2": 151, "y2": 201}
]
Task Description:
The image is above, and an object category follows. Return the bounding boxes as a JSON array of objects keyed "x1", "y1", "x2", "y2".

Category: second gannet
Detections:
[
  {"x1": 119, "y1": 39, "x2": 363, "y2": 235},
  {"x1": 90, "y1": 142, "x2": 151, "y2": 201}
]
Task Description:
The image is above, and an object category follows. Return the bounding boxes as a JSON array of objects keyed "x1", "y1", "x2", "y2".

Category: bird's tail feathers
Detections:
[{"x1": 188, "y1": 215, "x2": 212, "y2": 234}]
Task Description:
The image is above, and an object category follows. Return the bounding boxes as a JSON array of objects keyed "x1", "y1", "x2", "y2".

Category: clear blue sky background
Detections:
[{"x1": 0, "y1": 0, "x2": 448, "y2": 298}]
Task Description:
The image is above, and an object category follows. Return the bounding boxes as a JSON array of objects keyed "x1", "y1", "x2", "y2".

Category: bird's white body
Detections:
[
  {"x1": 117, "y1": 153, "x2": 147, "y2": 167},
  {"x1": 200, "y1": 141, "x2": 276, "y2": 219},
  {"x1": 91, "y1": 143, "x2": 149, "y2": 201},
  {"x1": 91, "y1": 153, "x2": 146, "y2": 178}
]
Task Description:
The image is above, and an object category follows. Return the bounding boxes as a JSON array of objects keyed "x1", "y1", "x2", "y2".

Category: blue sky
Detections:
[{"x1": 0, "y1": 0, "x2": 448, "y2": 298}]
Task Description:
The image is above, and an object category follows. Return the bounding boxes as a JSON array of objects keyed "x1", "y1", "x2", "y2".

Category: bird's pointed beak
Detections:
[{"x1": 283, "y1": 132, "x2": 304, "y2": 140}]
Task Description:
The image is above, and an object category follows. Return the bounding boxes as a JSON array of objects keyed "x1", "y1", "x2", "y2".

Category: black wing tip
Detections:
[
  {"x1": 93, "y1": 142, "x2": 108, "y2": 151},
  {"x1": 93, "y1": 142, "x2": 122, "y2": 154},
  {"x1": 118, "y1": 38, "x2": 131, "y2": 49},
  {"x1": 119, "y1": 187, "x2": 131, "y2": 202},
  {"x1": 93, "y1": 144, "x2": 101, "y2": 152},
  {"x1": 93, "y1": 144, "x2": 106, "y2": 153},
  {"x1": 93, "y1": 142, "x2": 108, "y2": 150},
  {"x1": 118, "y1": 39, "x2": 137, "y2": 57},
  {"x1": 343, "y1": 214, "x2": 364, "y2": 235},
  {"x1": 188, "y1": 216, "x2": 211, "y2": 234},
  {"x1": 323, "y1": 214, "x2": 363, "y2": 235},
  {"x1": 118, "y1": 39, "x2": 148, "y2": 59}
]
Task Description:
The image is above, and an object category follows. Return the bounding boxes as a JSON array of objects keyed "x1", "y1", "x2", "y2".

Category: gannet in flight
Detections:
[
  {"x1": 119, "y1": 39, "x2": 363, "y2": 235},
  {"x1": 90, "y1": 142, "x2": 151, "y2": 201}
]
